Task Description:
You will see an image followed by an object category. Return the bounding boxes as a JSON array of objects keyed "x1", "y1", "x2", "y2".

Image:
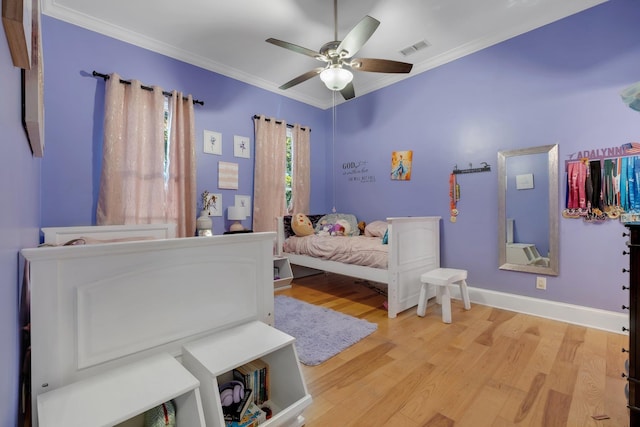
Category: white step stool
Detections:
[{"x1": 417, "y1": 268, "x2": 471, "y2": 323}]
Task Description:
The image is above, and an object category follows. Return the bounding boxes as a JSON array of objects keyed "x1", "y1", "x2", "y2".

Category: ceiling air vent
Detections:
[{"x1": 400, "y1": 40, "x2": 430, "y2": 57}]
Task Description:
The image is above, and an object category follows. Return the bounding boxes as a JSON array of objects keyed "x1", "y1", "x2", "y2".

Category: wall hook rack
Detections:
[{"x1": 453, "y1": 162, "x2": 491, "y2": 175}]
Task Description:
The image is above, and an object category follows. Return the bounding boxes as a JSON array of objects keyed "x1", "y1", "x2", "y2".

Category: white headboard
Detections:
[
  {"x1": 22, "y1": 232, "x2": 275, "y2": 427},
  {"x1": 41, "y1": 223, "x2": 177, "y2": 245}
]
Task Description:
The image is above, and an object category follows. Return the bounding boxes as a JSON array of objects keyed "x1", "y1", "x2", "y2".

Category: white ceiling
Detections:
[{"x1": 42, "y1": 0, "x2": 607, "y2": 109}]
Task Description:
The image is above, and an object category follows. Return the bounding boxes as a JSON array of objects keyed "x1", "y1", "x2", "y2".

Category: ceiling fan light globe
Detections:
[{"x1": 320, "y1": 67, "x2": 353, "y2": 91}]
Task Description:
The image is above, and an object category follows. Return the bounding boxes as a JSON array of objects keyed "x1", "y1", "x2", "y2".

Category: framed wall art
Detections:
[
  {"x1": 235, "y1": 195, "x2": 252, "y2": 217},
  {"x1": 23, "y1": 0, "x2": 43, "y2": 157},
  {"x1": 390, "y1": 150, "x2": 413, "y2": 181},
  {"x1": 233, "y1": 135, "x2": 250, "y2": 158},
  {"x1": 203, "y1": 130, "x2": 222, "y2": 155},
  {"x1": 205, "y1": 193, "x2": 222, "y2": 216},
  {"x1": 218, "y1": 161, "x2": 238, "y2": 190},
  {"x1": 3, "y1": 0, "x2": 44, "y2": 156},
  {"x1": 2, "y1": 0, "x2": 32, "y2": 69}
]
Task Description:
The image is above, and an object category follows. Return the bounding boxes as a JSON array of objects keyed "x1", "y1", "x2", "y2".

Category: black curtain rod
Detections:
[
  {"x1": 92, "y1": 71, "x2": 204, "y2": 106},
  {"x1": 253, "y1": 115, "x2": 310, "y2": 132}
]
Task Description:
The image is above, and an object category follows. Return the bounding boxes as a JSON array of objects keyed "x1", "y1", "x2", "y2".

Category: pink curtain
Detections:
[
  {"x1": 290, "y1": 124, "x2": 311, "y2": 214},
  {"x1": 166, "y1": 90, "x2": 196, "y2": 237},
  {"x1": 97, "y1": 73, "x2": 196, "y2": 237},
  {"x1": 252, "y1": 115, "x2": 287, "y2": 231}
]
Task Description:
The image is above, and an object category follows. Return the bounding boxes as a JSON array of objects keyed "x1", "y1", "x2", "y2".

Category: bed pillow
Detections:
[
  {"x1": 364, "y1": 221, "x2": 388, "y2": 238},
  {"x1": 315, "y1": 213, "x2": 360, "y2": 236},
  {"x1": 292, "y1": 213, "x2": 315, "y2": 236}
]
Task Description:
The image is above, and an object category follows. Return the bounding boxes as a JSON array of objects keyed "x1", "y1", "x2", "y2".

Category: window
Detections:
[{"x1": 98, "y1": 76, "x2": 196, "y2": 237}]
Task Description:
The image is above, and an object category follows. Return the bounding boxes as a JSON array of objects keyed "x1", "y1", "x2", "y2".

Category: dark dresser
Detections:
[{"x1": 626, "y1": 225, "x2": 640, "y2": 425}]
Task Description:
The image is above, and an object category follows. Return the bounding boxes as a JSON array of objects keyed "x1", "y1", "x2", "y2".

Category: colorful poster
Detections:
[{"x1": 390, "y1": 150, "x2": 412, "y2": 181}]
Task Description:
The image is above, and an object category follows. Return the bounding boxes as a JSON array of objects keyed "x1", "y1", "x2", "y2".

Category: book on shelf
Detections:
[
  {"x1": 223, "y1": 388, "x2": 253, "y2": 422},
  {"x1": 232, "y1": 358, "x2": 269, "y2": 405},
  {"x1": 224, "y1": 402, "x2": 267, "y2": 427}
]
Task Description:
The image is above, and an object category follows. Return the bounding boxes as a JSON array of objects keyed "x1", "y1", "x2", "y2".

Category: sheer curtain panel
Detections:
[
  {"x1": 166, "y1": 90, "x2": 196, "y2": 237},
  {"x1": 253, "y1": 115, "x2": 287, "y2": 231},
  {"x1": 290, "y1": 124, "x2": 311, "y2": 214},
  {"x1": 97, "y1": 73, "x2": 196, "y2": 237}
]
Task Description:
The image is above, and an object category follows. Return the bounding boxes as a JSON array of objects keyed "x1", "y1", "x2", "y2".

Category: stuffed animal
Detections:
[
  {"x1": 317, "y1": 223, "x2": 333, "y2": 237},
  {"x1": 335, "y1": 219, "x2": 351, "y2": 236},
  {"x1": 291, "y1": 213, "x2": 314, "y2": 236},
  {"x1": 144, "y1": 401, "x2": 176, "y2": 427},
  {"x1": 358, "y1": 221, "x2": 366, "y2": 234},
  {"x1": 329, "y1": 223, "x2": 345, "y2": 236}
]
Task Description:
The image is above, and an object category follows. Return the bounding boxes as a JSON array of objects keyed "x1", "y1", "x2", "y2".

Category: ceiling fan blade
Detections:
[
  {"x1": 336, "y1": 15, "x2": 380, "y2": 58},
  {"x1": 266, "y1": 38, "x2": 326, "y2": 61},
  {"x1": 340, "y1": 82, "x2": 355, "y2": 100},
  {"x1": 350, "y1": 58, "x2": 413, "y2": 73},
  {"x1": 279, "y1": 68, "x2": 325, "y2": 90}
]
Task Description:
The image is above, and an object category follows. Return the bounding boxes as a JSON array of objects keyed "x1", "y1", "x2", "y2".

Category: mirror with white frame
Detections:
[{"x1": 498, "y1": 144, "x2": 559, "y2": 276}]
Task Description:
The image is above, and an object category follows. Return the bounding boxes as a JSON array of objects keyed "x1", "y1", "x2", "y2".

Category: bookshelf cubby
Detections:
[
  {"x1": 182, "y1": 320, "x2": 312, "y2": 427},
  {"x1": 37, "y1": 353, "x2": 205, "y2": 427},
  {"x1": 273, "y1": 256, "x2": 293, "y2": 290}
]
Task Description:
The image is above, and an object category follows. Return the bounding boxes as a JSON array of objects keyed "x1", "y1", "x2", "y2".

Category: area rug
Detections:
[{"x1": 274, "y1": 295, "x2": 378, "y2": 366}]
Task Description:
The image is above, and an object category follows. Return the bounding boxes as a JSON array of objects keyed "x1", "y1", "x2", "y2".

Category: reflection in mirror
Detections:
[{"x1": 498, "y1": 144, "x2": 559, "y2": 276}]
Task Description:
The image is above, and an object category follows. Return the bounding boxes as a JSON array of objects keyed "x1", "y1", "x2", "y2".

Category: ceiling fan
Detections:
[{"x1": 266, "y1": 0, "x2": 413, "y2": 100}]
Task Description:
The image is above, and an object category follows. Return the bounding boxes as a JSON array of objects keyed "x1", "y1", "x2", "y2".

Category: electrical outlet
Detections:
[{"x1": 536, "y1": 276, "x2": 547, "y2": 290}]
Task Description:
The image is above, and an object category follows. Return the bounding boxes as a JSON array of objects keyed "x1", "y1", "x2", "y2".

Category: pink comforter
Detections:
[{"x1": 283, "y1": 235, "x2": 388, "y2": 269}]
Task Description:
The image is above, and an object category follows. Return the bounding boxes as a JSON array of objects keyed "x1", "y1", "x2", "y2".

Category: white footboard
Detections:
[
  {"x1": 41, "y1": 223, "x2": 177, "y2": 244},
  {"x1": 277, "y1": 216, "x2": 441, "y2": 318},
  {"x1": 22, "y1": 232, "x2": 276, "y2": 427},
  {"x1": 386, "y1": 217, "x2": 441, "y2": 318}
]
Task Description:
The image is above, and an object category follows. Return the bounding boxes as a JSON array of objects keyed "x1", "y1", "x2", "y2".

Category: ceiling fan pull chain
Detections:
[{"x1": 334, "y1": 0, "x2": 338, "y2": 41}]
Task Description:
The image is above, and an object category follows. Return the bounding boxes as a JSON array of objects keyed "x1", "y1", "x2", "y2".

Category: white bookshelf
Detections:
[
  {"x1": 274, "y1": 256, "x2": 293, "y2": 290},
  {"x1": 37, "y1": 353, "x2": 205, "y2": 427},
  {"x1": 182, "y1": 321, "x2": 312, "y2": 427},
  {"x1": 506, "y1": 243, "x2": 543, "y2": 265}
]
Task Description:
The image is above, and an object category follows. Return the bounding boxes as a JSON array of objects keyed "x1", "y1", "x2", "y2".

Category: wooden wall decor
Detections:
[
  {"x1": 23, "y1": 0, "x2": 44, "y2": 157},
  {"x1": 2, "y1": 0, "x2": 31, "y2": 69}
]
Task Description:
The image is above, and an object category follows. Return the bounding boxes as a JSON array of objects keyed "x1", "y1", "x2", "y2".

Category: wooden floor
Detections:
[{"x1": 276, "y1": 273, "x2": 629, "y2": 427}]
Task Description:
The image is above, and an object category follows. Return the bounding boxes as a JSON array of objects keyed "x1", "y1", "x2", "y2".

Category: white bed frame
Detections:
[
  {"x1": 277, "y1": 216, "x2": 441, "y2": 318},
  {"x1": 41, "y1": 223, "x2": 177, "y2": 244},
  {"x1": 22, "y1": 229, "x2": 279, "y2": 427}
]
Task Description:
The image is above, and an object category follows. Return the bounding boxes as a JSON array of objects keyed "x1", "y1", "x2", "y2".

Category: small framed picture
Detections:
[
  {"x1": 203, "y1": 130, "x2": 222, "y2": 155},
  {"x1": 390, "y1": 150, "x2": 413, "y2": 181},
  {"x1": 235, "y1": 195, "x2": 252, "y2": 217},
  {"x1": 218, "y1": 161, "x2": 239, "y2": 190},
  {"x1": 234, "y1": 135, "x2": 250, "y2": 158},
  {"x1": 206, "y1": 193, "x2": 223, "y2": 216}
]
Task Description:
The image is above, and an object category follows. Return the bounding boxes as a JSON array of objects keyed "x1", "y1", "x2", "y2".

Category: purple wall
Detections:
[
  {"x1": 333, "y1": 0, "x2": 640, "y2": 312},
  {"x1": 40, "y1": 16, "x2": 329, "y2": 234},
  {"x1": 0, "y1": 1, "x2": 41, "y2": 422}
]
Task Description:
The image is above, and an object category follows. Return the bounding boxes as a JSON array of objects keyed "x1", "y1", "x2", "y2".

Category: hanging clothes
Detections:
[
  {"x1": 589, "y1": 160, "x2": 602, "y2": 210},
  {"x1": 567, "y1": 161, "x2": 587, "y2": 210},
  {"x1": 585, "y1": 161, "x2": 593, "y2": 209},
  {"x1": 603, "y1": 159, "x2": 618, "y2": 208},
  {"x1": 622, "y1": 157, "x2": 629, "y2": 212},
  {"x1": 629, "y1": 157, "x2": 637, "y2": 211},
  {"x1": 563, "y1": 148, "x2": 640, "y2": 222},
  {"x1": 635, "y1": 157, "x2": 640, "y2": 211}
]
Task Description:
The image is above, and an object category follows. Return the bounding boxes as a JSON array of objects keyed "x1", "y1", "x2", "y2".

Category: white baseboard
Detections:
[{"x1": 449, "y1": 286, "x2": 628, "y2": 335}]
